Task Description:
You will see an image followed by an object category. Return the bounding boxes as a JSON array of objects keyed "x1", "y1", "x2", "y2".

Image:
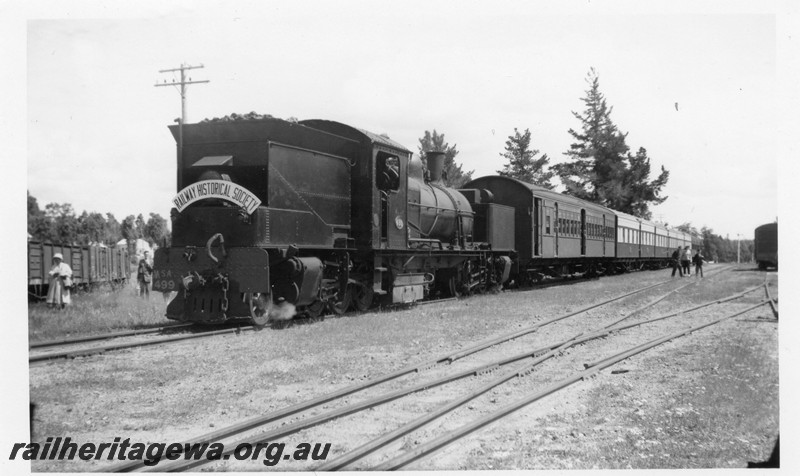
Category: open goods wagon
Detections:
[{"x1": 28, "y1": 241, "x2": 129, "y2": 299}]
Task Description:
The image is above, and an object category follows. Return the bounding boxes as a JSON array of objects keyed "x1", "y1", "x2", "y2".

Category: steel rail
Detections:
[
  {"x1": 146, "y1": 343, "x2": 572, "y2": 472},
  {"x1": 442, "y1": 264, "x2": 729, "y2": 365},
  {"x1": 317, "y1": 281, "x2": 759, "y2": 470},
  {"x1": 442, "y1": 279, "x2": 668, "y2": 363},
  {"x1": 580, "y1": 283, "x2": 765, "y2": 367},
  {"x1": 29, "y1": 326, "x2": 254, "y2": 363},
  {"x1": 110, "y1": 270, "x2": 734, "y2": 472},
  {"x1": 107, "y1": 276, "x2": 677, "y2": 473},
  {"x1": 764, "y1": 275, "x2": 778, "y2": 319},
  {"x1": 148, "y1": 275, "x2": 740, "y2": 472},
  {"x1": 318, "y1": 334, "x2": 586, "y2": 471},
  {"x1": 157, "y1": 316, "x2": 672, "y2": 473},
  {"x1": 374, "y1": 299, "x2": 769, "y2": 470},
  {"x1": 416, "y1": 297, "x2": 458, "y2": 306},
  {"x1": 29, "y1": 323, "x2": 195, "y2": 349}
]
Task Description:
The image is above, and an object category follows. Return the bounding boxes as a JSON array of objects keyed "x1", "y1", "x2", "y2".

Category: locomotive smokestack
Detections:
[{"x1": 427, "y1": 151, "x2": 446, "y2": 183}]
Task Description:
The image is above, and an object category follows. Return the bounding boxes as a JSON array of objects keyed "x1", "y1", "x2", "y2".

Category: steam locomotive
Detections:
[{"x1": 153, "y1": 116, "x2": 698, "y2": 326}]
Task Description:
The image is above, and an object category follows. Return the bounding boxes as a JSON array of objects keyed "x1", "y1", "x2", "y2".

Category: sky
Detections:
[
  {"x1": 3, "y1": 2, "x2": 800, "y2": 471},
  {"x1": 17, "y1": 1, "x2": 783, "y2": 240}
]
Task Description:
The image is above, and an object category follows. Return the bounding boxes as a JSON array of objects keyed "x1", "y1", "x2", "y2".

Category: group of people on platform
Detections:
[{"x1": 671, "y1": 245, "x2": 706, "y2": 278}]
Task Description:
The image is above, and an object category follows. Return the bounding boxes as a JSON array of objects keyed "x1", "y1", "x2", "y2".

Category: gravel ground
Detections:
[{"x1": 27, "y1": 264, "x2": 779, "y2": 471}]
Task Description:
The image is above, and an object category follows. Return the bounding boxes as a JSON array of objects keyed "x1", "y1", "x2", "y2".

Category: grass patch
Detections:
[{"x1": 28, "y1": 286, "x2": 172, "y2": 342}]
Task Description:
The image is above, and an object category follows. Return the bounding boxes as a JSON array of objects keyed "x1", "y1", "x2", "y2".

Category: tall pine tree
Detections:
[
  {"x1": 418, "y1": 130, "x2": 474, "y2": 188},
  {"x1": 622, "y1": 147, "x2": 669, "y2": 219},
  {"x1": 553, "y1": 68, "x2": 668, "y2": 218},
  {"x1": 496, "y1": 128, "x2": 555, "y2": 189}
]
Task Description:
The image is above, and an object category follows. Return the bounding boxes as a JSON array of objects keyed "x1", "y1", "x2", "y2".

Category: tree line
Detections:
[
  {"x1": 415, "y1": 68, "x2": 756, "y2": 263},
  {"x1": 417, "y1": 68, "x2": 668, "y2": 220},
  {"x1": 27, "y1": 191, "x2": 170, "y2": 249},
  {"x1": 677, "y1": 223, "x2": 755, "y2": 264}
]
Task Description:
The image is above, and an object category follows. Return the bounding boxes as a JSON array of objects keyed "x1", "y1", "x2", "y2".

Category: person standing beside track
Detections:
[
  {"x1": 137, "y1": 251, "x2": 153, "y2": 299},
  {"x1": 680, "y1": 245, "x2": 692, "y2": 276},
  {"x1": 671, "y1": 246, "x2": 683, "y2": 277},
  {"x1": 692, "y1": 249, "x2": 706, "y2": 278},
  {"x1": 47, "y1": 253, "x2": 73, "y2": 309}
]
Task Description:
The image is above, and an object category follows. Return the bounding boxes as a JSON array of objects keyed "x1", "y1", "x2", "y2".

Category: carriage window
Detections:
[{"x1": 546, "y1": 215, "x2": 551, "y2": 234}]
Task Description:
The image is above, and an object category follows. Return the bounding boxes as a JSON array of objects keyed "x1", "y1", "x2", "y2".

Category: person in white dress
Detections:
[{"x1": 46, "y1": 253, "x2": 73, "y2": 309}]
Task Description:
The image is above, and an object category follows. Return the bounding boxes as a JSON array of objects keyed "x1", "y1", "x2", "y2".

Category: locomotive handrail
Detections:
[
  {"x1": 206, "y1": 233, "x2": 227, "y2": 264},
  {"x1": 268, "y1": 140, "x2": 356, "y2": 166},
  {"x1": 424, "y1": 183, "x2": 443, "y2": 237}
]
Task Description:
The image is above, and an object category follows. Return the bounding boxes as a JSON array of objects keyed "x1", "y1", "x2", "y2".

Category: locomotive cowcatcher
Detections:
[{"x1": 153, "y1": 117, "x2": 513, "y2": 325}]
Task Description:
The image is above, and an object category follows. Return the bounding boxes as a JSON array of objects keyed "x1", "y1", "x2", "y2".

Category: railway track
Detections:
[
  {"x1": 34, "y1": 266, "x2": 730, "y2": 365},
  {"x1": 764, "y1": 272, "x2": 778, "y2": 318},
  {"x1": 99, "y1": 267, "x2": 751, "y2": 472},
  {"x1": 29, "y1": 323, "x2": 194, "y2": 349},
  {"x1": 28, "y1": 323, "x2": 255, "y2": 364},
  {"x1": 371, "y1": 299, "x2": 768, "y2": 470}
]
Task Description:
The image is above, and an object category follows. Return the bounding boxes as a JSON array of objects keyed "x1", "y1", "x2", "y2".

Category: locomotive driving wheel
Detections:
[
  {"x1": 447, "y1": 274, "x2": 463, "y2": 298},
  {"x1": 305, "y1": 300, "x2": 325, "y2": 320},
  {"x1": 330, "y1": 284, "x2": 353, "y2": 315},
  {"x1": 249, "y1": 293, "x2": 272, "y2": 328},
  {"x1": 353, "y1": 283, "x2": 374, "y2": 312}
]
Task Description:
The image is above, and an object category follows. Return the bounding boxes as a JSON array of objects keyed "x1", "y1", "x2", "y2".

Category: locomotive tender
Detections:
[{"x1": 153, "y1": 116, "x2": 697, "y2": 326}]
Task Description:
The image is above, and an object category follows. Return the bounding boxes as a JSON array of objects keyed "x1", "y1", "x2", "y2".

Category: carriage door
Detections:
[
  {"x1": 601, "y1": 214, "x2": 606, "y2": 257},
  {"x1": 638, "y1": 224, "x2": 642, "y2": 258},
  {"x1": 580, "y1": 209, "x2": 587, "y2": 256},
  {"x1": 554, "y1": 203, "x2": 559, "y2": 257},
  {"x1": 534, "y1": 197, "x2": 542, "y2": 256}
]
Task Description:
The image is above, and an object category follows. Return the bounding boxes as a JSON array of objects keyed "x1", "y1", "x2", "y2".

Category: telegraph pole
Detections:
[
  {"x1": 737, "y1": 234, "x2": 741, "y2": 264},
  {"x1": 155, "y1": 63, "x2": 209, "y2": 189}
]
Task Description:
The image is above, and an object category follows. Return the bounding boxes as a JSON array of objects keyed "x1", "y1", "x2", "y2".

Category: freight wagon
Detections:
[{"x1": 28, "y1": 241, "x2": 129, "y2": 299}]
